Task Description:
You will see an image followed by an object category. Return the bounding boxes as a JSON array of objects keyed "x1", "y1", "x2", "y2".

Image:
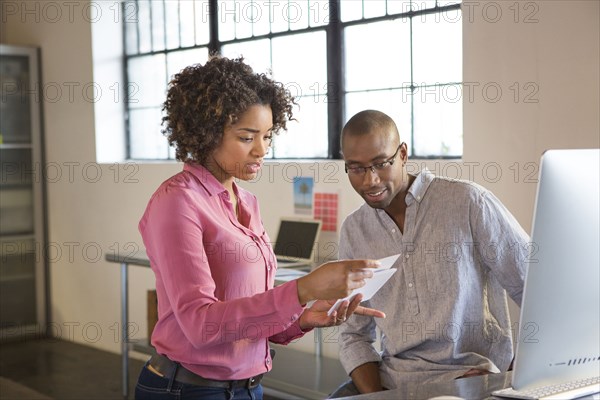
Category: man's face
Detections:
[{"x1": 342, "y1": 130, "x2": 408, "y2": 210}]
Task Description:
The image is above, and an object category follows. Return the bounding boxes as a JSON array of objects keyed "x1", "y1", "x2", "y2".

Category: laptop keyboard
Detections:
[{"x1": 493, "y1": 376, "x2": 600, "y2": 399}]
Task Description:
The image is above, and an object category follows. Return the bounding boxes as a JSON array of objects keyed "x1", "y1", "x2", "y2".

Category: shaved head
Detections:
[
  {"x1": 340, "y1": 109, "x2": 410, "y2": 212},
  {"x1": 341, "y1": 110, "x2": 400, "y2": 150}
]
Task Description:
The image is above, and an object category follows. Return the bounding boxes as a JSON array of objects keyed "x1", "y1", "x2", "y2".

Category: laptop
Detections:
[
  {"x1": 493, "y1": 149, "x2": 600, "y2": 399},
  {"x1": 273, "y1": 218, "x2": 321, "y2": 268}
]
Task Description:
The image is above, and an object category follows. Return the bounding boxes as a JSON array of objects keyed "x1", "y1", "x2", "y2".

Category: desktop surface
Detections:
[
  {"x1": 334, "y1": 372, "x2": 600, "y2": 400},
  {"x1": 334, "y1": 372, "x2": 510, "y2": 400}
]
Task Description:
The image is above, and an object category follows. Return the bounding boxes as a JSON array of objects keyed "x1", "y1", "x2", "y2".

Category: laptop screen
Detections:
[
  {"x1": 273, "y1": 219, "x2": 321, "y2": 261},
  {"x1": 512, "y1": 149, "x2": 600, "y2": 389}
]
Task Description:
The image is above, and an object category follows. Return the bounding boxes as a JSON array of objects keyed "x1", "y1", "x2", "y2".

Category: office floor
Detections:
[{"x1": 0, "y1": 338, "x2": 284, "y2": 399}]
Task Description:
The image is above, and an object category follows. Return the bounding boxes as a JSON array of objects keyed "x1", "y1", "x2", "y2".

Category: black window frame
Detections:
[{"x1": 122, "y1": 0, "x2": 462, "y2": 160}]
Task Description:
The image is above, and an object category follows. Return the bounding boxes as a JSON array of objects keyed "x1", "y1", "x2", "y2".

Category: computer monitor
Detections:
[{"x1": 512, "y1": 149, "x2": 600, "y2": 389}]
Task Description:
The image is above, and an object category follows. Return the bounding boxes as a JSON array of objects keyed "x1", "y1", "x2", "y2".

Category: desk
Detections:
[
  {"x1": 105, "y1": 253, "x2": 150, "y2": 399},
  {"x1": 337, "y1": 372, "x2": 513, "y2": 400},
  {"x1": 105, "y1": 254, "x2": 338, "y2": 399}
]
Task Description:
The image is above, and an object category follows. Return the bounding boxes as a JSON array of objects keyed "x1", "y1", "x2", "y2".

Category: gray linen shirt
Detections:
[{"x1": 338, "y1": 169, "x2": 530, "y2": 388}]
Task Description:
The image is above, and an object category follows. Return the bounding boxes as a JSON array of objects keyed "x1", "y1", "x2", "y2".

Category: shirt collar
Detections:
[
  {"x1": 183, "y1": 162, "x2": 252, "y2": 204},
  {"x1": 183, "y1": 162, "x2": 229, "y2": 197},
  {"x1": 405, "y1": 168, "x2": 435, "y2": 206}
]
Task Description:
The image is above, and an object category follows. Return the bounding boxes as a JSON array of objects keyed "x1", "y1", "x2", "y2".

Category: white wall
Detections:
[
  {"x1": 463, "y1": 0, "x2": 600, "y2": 228},
  {"x1": 2, "y1": 0, "x2": 598, "y2": 358}
]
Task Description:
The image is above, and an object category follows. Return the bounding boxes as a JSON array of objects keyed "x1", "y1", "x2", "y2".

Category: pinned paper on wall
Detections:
[
  {"x1": 293, "y1": 177, "x2": 314, "y2": 215},
  {"x1": 314, "y1": 192, "x2": 338, "y2": 232}
]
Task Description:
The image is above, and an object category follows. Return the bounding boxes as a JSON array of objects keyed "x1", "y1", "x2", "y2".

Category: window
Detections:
[{"x1": 123, "y1": 0, "x2": 462, "y2": 160}]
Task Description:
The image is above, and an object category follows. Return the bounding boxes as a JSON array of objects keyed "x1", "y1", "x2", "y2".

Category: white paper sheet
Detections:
[{"x1": 327, "y1": 254, "x2": 400, "y2": 316}]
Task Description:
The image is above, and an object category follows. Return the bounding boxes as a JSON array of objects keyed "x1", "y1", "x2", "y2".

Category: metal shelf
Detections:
[
  {"x1": 0, "y1": 44, "x2": 47, "y2": 342},
  {"x1": 0, "y1": 273, "x2": 35, "y2": 283},
  {"x1": 0, "y1": 143, "x2": 32, "y2": 149}
]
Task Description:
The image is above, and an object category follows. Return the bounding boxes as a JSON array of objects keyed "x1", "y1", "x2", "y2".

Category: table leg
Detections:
[{"x1": 121, "y1": 262, "x2": 129, "y2": 399}]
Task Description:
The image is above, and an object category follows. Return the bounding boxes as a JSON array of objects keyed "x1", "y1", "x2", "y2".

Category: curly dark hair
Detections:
[{"x1": 162, "y1": 56, "x2": 295, "y2": 164}]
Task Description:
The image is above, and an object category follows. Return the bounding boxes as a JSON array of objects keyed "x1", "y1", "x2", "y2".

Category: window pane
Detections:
[
  {"x1": 269, "y1": 0, "x2": 289, "y2": 33},
  {"x1": 218, "y1": 1, "x2": 237, "y2": 41},
  {"x1": 273, "y1": 95, "x2": 328, "y2": 158},
  {"x1": 137, "y1": 0, "x2": 152, "y2": 53},
  {"x1": 412, "y1": 12, "x2": 462, "y2": 84},
  {"x1": 387, "y1": 0, "x2": 411, "y2": 15},
  {"x1": 341, "y1": 0, "x2": 363, "y2": 22},
  {"x1": 363, "y1": 0, "x2": 387, "y2": 18},
  {"x1": 169, "y1": 144, "x2": 176, "y2": 160},
  {"x1": 309, "y1": 0, "x2": 329, "y2": 28},
  {"x1": 416, "y1": 0, "x2": 437, "y2": 10},
  {"x1": 167, "y1": 48, "x2": 209, "y2": 81},
  {"x1": 345, "y1": 20, "x2": 411, "y2": 91},
  {"x1": 345, "y1": 90, "x2": 413, "y2": 154},
  {"x1": 272, "y1": 32, "x2": 327, "y2": 100},
  {"x1": 221, "y1": 39, "x2": 271, "y2": 74},
  {"x1": 413, "y1": 84, "x2": 462, "y2": 156},
  {"x1": 252, "y1": 1, "x2": 270, "y2": 36},
  {"x1": 129, "y1": 108, "x2": 168, "y2": 159},
  {"x1": 235, "y1": 0, "x2": 254, "y2": 39},
  {"x1": 124, "y1": 1, "x2": 138, "y2": 55},
  {"x1": 287, "y1": 0, "x2": 309, "y2": 31},
  {"x1": 151, "y1": 0, "x2": 165, "y2": 51},
  {"x1": 128, "y1": 54, "x2": 167, "y2": 108},
  {"x1": 180, "y1": 0, "x2": 196, "y2": 47},
  {"x1": 195, "y1": 0, "x2": 210, "y2": 45},
  {"x1": 165, "y1": 1, "x2": 180, "y2": 49},
  {"x1": 438, "y1": 0, "x2": 462, "y2": 6}
]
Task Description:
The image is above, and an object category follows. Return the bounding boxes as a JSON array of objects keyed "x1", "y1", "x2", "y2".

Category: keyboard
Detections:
[{"x1": 493, "y1": 376, "x2": 600, "y2": 399}]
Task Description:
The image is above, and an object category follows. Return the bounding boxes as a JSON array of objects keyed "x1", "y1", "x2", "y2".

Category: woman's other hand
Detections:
[{"x1": 298, "y1": 294, "x2": 385, "y2": 330}]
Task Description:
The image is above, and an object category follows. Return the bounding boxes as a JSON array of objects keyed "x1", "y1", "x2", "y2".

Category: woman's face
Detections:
[{"x1": 206, "y1": 104, "x2": 273, "y2": 188}]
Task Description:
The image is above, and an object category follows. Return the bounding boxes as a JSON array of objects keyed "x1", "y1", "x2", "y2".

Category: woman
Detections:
[{"x1": 135, "y1": 56, "x2": 385, "y2": 400}]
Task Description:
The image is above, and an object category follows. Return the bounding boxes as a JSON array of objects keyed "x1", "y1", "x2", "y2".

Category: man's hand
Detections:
[{"x1": 458, "y1": 368, "x2": 492, "y2": 378}]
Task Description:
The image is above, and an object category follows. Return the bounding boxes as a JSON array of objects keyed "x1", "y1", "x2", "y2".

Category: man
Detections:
[{"x1": 335, "y1": 110, "x2": 529, "y2": 395}]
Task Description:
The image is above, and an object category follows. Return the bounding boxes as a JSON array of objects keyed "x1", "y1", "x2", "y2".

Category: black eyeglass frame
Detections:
[{"x1": 344, "y1": 143, "x2": 405, "y2": 175}]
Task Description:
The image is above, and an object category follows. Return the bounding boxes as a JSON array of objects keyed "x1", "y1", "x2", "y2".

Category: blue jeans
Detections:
[{"x1": 135, "y1": 362, "x2": 264, "y2": 400}]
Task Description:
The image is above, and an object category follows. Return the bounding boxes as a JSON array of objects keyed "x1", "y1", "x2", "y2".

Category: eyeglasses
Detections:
[{"x1": 344, "y1": 143, "x2": 403, "y2": 176}]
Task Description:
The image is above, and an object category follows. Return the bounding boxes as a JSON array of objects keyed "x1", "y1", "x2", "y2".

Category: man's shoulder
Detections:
[
  {"x1": 429, "y1": 174, "x2": 490, "y2": 200},
  {"x1": 344, "y1": 203, "x2": 377, "y2": 223},
  {"x1": 340, "y1": 203, "x2": 380, "y2": 236}
]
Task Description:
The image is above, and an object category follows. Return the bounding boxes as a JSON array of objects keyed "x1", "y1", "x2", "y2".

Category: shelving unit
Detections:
[{"x1": 0, "y1": 45, "x2": 47, "y2": 340}]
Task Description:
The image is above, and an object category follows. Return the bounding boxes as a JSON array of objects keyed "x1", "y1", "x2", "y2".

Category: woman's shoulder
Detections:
[{"x1": 149, "y1": 170, "x2": 213, "y2": 208}]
